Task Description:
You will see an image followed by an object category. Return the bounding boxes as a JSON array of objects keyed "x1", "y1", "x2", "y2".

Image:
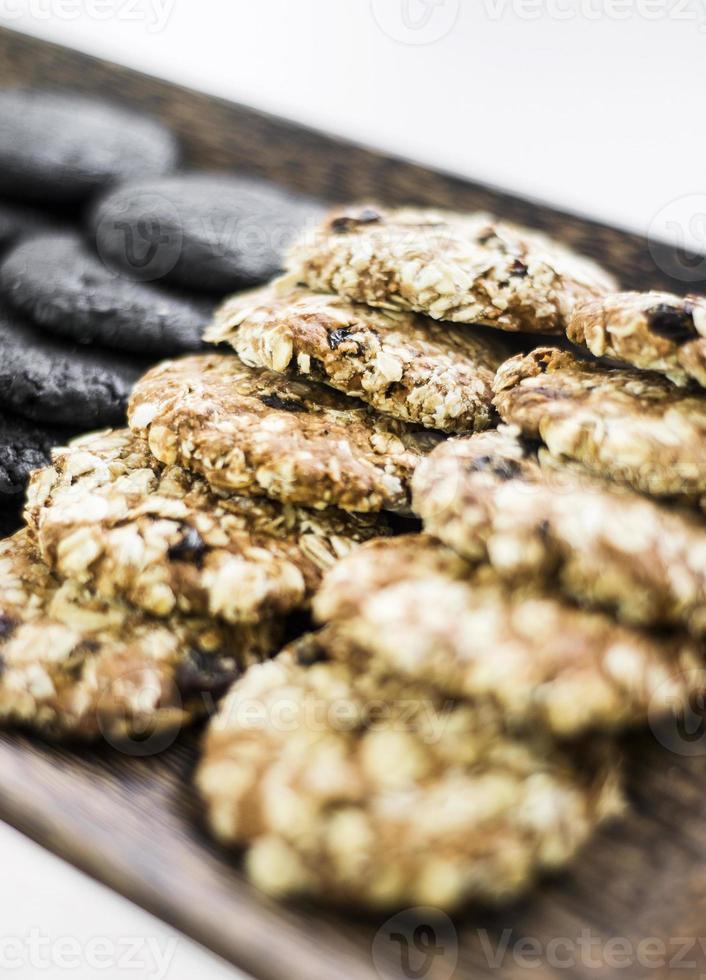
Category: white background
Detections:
[
  {"x1": 1, "y1": 0, "x2": 705, "y2": 248},
  {"x1": 0, "y1": 3, "x2": 704, "y2": 978}
]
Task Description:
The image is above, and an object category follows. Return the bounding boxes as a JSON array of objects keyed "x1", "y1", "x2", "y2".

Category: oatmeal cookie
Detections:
[
  {"x1": 196, "y1": 641, "x2": 623, "y2": 910},
  {"x1": 26, "y1": 428, "x2": 386, "y2": 623},
  {"x1": 493, "y1": 347, "x2": 706, "y2": 499},
  {"x1": 207, "y1": 281, "x2": 511, "y2": 432},
  {"x1": 0, "y1": 530, "x2": 277, "y2": 742},
  {"x1": 287, "y1": 205, "x2": 616, "y2": 332},
  {"x1": 128, "y1": 354, "x2": 441, "y2": 513},
  {"x1": 567, "y1": 291, "x2": 706, "y2": 388},
  {"x1": 413, "y1": 427, "x2": 706, "y2": 636},
  {"x1": 313, "y1": 535, "x2": 703, "y2": 735}
]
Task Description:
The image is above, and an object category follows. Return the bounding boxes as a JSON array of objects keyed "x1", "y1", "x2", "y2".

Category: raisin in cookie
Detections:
[
  {"x1": 567, "y1": 290, "x2": 706, "y2": 389},
  {"x1": 287, "y1": 205, "x2": 617, "y2": 332},
  {"x1": 313, "y1": 535, "x2": 703, "y2": 736},
  {"x1": 196, "y1": 640, "x2": 623, "y2": 911},
  {"x1": 0, "y1": 530, "x2": 277, "y2": 742},
  {"x1": 26, "y1": 428, "x2": 386, "y2": 624},
  {"x1": 493, "y1": 347, "x2": 706, "y2": 500},
  {"x1": 207, "y1": 280, "x2": 512, "y2": 432},
  {"x1": 128, "y1": 354, "x2": 441, "y2": 513},
  {"x1": 413, "y1": 427, "x2": 706, "y2": 637}
]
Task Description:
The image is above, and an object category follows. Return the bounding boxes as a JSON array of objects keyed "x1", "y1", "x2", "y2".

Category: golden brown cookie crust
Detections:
[
  {"x1": 196, "y1": 642, "x2": 622, "y2": 910},
  {"x1": 26, "y1": 428, "x2": 386, "y2": 624},
  {"x1": 207, "y1": 281, "x2": 511, "y2": 432},
  {"x1": 413, "y1": 427, "x2": 706, "y2": 637},
  {"x1": 0, "y1": 530, "x2": 277, "y2": 741},
  {"x1": 287, "y1": 205, "x2": 616, "y2": 332},
  {"x1": 567, "y1": 291, "x2": 706, "y2": 388},
  {"x1": 128, "y1": 354, "x2": 441, "y2": 513},
  {"x1": 313, "y1": 535, "x2": 702, "y2": 735},
  {"x1": 493, "y1": 347, "x2": 706, "y2": 499}
]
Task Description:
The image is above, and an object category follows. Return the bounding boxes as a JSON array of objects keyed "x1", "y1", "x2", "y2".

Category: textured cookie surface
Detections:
[
  {"x1": 493, "y1": 347, "x2": 706, "y2": 499},
  {"x1": 207, "y1": 281, "x2": 512, "y2": 432},
  {"x1": 0, "y1": 409, "x2": 70, "y2": 498},
  {"x1": 0, "y1": 531, "x2": 277, "y2": 742},
  {"x1": 128, "y1": 354, "x2": 441, "y2": 512},
  {"x1": 413, "y1": 427, "x2": 706, "y2": 637},
  {"x1": 92, "y1": 173, "x2": 324, "y2": 293},
  {"x1": 567, "y1": 290, "x2": 706, "y2": 388},
  {"x1": 287, "y1": 205, "x2": 616, "y2": 332},
  {"x1": 0, "y1": 233, "x2": 209, "y2": 354},
  {"x1": 314, "y1": 535, "x2": 703, "y2": 735},
  {"x1": 197, "y1": 643, "x2": 623, "y2": 911},
  {"x1": 0, "y1": 89, "x2": 178, "y2": 205},
  {"x1": 27, "y1": 428, "x2": 386, "y2": 623},
  {"x1": 0, "y1": 310, "x2": 142, "y2": 427}
]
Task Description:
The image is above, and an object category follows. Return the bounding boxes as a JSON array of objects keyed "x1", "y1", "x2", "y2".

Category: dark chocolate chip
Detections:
[
  {"x1": 167, "y1": 526, "x2": 206, "y2": 567},
  {"x1": 647, "y1": 304, "x2": 696, "y2": 344},
  {"x1": 510, "y1": 259, "x2": 529, "y2": 277},
  {"x1": 295, "y1": 637, "x2": 329, "y2": 667},
  {"x1": 330, "y1": 208, "x2": 381, "y2": 233},
  {"x1": 259, "y1": 393, "x2": 307, "y2": 413},
  {"x1": 470, "y1": 455, "x2": 521, "y2": 481},
  {"x1": 175, "y1": 649, "x2": 238, "y2": 701},
  {"x1": 327, "y1": 326, "x2": 354, "y2": 350}
]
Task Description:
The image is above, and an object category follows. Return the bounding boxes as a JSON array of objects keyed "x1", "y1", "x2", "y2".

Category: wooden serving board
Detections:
[{"x1": 1, "y1": 28, "x2": 706, "y2": 980}]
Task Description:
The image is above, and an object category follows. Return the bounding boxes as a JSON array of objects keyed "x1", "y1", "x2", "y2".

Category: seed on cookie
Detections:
[
  {"x1": 567, "y1": 290, "x2": 706, "y2": 389},
  {"x1": 0, "y1": 530, "x2": 278, "y2": 742},
  {"x1": 207, "y1": 281, "x2": 513, "y2": 433},
  {"x1": 493, "y1": 347, "x2": 706, "y2": 500},
  {"x1": 26, "y1": 428, "x2": 386, "y2": 624},
  {"x1": 128, "y1": 354, "x2": 442, "y2": 513},
  {"x1": 413, "y1": 427, "x2": 706, "y2": 637},
  {"x1": 287, "y1": 205, "x2": 617, "y2": 332},
  {"x1": 313, "y1": 535, "x2": 704, "y2": 735},
  {"x1": 197, "y1": 638, "x2": 623, "y2": 910}
]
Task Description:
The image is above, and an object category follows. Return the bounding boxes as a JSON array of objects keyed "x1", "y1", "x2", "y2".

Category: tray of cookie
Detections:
[{"x1": 2, "y1": 25, "x2": 706, "y2": 980}]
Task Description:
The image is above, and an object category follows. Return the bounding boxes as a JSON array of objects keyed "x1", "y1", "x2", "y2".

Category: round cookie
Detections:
[
  {"x1": 196, "y1": 641, "x2": 623, "y2": 911},
  {"x1": 0, "y1": 309, "x2": 143, "y2": 427},
  {"x1": 207, "y1": 280, "x2": 513, "y2": 432},
  {"x1": 0, "y1": 530, "x2": 278, "y2": 742},
  {"x1": 492, "y1": 346, "x2": 706, "y2": 500},
  {"x1": 128, "y1": 354, "x2": 441, "y2": 513},
  {"x1": 0, "y1": 408, "x2": 70, "y2": 498},
  {"x1": 26, "y1": 428, "x2": 387, "y2": 624},
  {"x1": 91, "y1": 173, "x2": 324, "y2": 293},
  {"x1": 567, "y1": 290, "x2": 706, "y2": 389},
  {"x1": 0, "y1": 89, "x2": 178, "y2": 205},
  {"x1": 0, "y1": 233, "x2": 210, "y2": 354},
  {"x1": 313, "y1": 535, "x2": 704, "y2": 736},
  {"x1": 287, "y1": 204, "x2": 618, "y2": 332},
  {"x1": 412, "y1": 426, "x2": 706, "y2": 638}
]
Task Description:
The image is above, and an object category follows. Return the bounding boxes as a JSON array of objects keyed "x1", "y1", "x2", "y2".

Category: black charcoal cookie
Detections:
[
  {"x1": 0, "y1": 233, "x2": 210, "y2": 354},
  {"x1": 0, "y1": 89, "x2": 179, "y2": 206},
  {"x1": 91, "y1": 173, "x2": 325, "y2": 293},
  {"x1": 0, "y1": 408, "x2": 70, "y2": 498},
  {"x1": 0, "y1": 308, "x2": 143, "y2": 427}
]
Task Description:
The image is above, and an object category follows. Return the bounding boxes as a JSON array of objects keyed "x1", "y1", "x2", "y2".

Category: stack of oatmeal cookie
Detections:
[{"x1": 3, "y1": 201, "x2": 706, "y2": 915}]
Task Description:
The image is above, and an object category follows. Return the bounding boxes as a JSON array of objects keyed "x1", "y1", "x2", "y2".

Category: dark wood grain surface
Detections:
[{"x1": 1, "y1": 27, "x2": 706, "y2": 980}]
